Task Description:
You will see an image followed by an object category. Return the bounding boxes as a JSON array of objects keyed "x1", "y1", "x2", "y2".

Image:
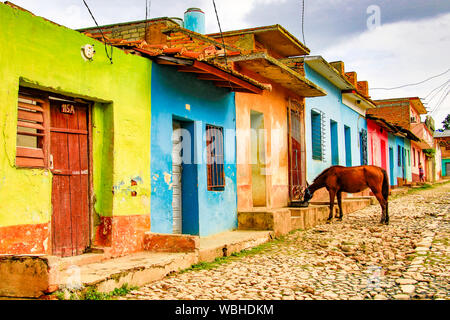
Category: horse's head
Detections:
[
  {"x1": 302, "y1": 187, "x2": 313, "y2": 204},
  {"x1": 300, "y1": 181, "x2": 313, "y2": 205}
]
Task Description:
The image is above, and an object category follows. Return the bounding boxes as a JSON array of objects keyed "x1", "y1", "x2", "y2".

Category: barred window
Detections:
[
  {"x1": 206, "y1": 125, "x2": 225, "y2": 191},
  {"x1": 16, "y1": 93, "x2": 48, "y2": 168},
  {"x1": 359, "y1": 129, "x2": 368, "y2": 165}
]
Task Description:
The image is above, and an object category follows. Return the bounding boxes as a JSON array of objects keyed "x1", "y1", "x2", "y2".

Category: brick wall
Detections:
[
  {"x1": 357, "y1": 81, "x2": 369, "y2": 97},
  {"x1": 81, "y1": 19, "x2": 179, "y2": 44},
  {"x1": 280, "y1": 57, "x2": 306, "y2": 76},
  {"x1": 330, "y1": 61, "x2": 345, "y2": 75},
  {"x1": 367, "y1": 104, "x2": 411, "y2": 130},
  {"x1": 345, "y1": 71, "x2": 357, "y2": 87}
]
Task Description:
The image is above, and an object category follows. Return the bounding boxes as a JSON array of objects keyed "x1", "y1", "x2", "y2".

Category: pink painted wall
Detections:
[
  {"x1": 367, "y1": 119, "x2": 388, "y2": 171},
  {"x1": 411, "y1": 142, "x2": 427, "y2": 181}
]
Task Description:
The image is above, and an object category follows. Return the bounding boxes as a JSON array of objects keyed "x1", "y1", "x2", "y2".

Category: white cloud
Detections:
[{"x1": 321, "y1": 12, "x2": 450, "y2": 126}]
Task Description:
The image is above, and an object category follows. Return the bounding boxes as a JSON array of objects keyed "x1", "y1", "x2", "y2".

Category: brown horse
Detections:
[{"x1": 300, "y1": 165, "x2": 390, "y2": 224}]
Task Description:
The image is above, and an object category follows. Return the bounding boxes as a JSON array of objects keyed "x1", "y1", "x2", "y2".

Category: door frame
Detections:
[
  {"x1": 287, "y1": 98, "x2": 306, "y2": 202},
  {"x1": 19, "y1": 87, "x2": 94, "y2": 255},
  {"x1": 49, "y1": 95, "x2": 94, "y2": 255}
]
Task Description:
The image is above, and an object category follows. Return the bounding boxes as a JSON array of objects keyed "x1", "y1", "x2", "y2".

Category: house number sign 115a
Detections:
[{"x1": 61, "y1": 104, "x2": 75, "y2": 114}]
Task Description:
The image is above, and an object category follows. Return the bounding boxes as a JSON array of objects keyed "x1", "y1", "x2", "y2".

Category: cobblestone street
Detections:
[{"x1": 124, "y1": 183, "x2": 450, "y2": 300}]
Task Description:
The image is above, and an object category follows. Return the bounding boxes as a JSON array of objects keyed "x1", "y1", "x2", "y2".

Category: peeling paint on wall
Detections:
[{"x1": 0, "y1": 3, "x2": 151, "y2": 254}]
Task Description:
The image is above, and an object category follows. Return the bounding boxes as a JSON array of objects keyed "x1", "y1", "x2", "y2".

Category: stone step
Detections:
[
  {"x1": 0, "y1": 230, "x2": 274, "y2": 298},
  {"x1": 57, "y1": 251, "x2": 198, "y2": 293},
  {"x1": 198, "y1": 230, "x2": 273, "y2": 263}
]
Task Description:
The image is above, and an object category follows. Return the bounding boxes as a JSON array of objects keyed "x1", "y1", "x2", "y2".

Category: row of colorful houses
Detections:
[{"x1": 0, "y1": 3, "x2": 448, "y2": 259}]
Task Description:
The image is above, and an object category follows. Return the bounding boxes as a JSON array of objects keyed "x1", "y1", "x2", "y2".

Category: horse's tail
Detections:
[{"x1": 381, "y1": 168, "x2": 389, "y2": 201}]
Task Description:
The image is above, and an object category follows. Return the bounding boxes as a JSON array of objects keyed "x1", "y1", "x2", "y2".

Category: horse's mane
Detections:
[
  {"x1": 312, "y1": 166, "x2": 346, "y2": 184},
  {"x1": 312, "y1": 167, "x2": 333, "y2": 183}
]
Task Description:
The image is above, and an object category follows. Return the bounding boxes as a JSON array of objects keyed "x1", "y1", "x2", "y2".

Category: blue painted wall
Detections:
[
  {"x1": 304, "y1": 64, "x2": 367, "y2": 182},
  {"x1": 387, "y1": 133, "x2": 412, "y2": 185},
  {"x1": 150, "y1": 63, "x2": 237, "y2": 236}
]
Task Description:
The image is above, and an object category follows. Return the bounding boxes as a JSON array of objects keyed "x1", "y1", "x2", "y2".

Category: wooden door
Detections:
[
  {"x1": 288, "y1": 107, "x2": 303, "y2": 201},
  {"x1": 50, "y1": 99, "x2": 90, "y2": 257},
  {"x1": 172, "y1": 121, "x2": 183, "y2": 234}
]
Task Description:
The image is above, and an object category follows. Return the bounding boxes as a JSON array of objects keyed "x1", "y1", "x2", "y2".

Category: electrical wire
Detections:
[
  {"x1": 371, "y1": 68, "x2": 450, "y2": 90},
  {"x1": 212, "y1": 0, "x2": 228, "y2": 68},
  {"x1": 301, "y1": 0, "x2": 305, "y2": 45},
  {"x1": 212, "y1": 0, "x2": 234, "y2": 91},
  {"x1": 82, "y1": 0, "x2": 113, "y2": 64},
  {"x1": 144, "y1": 0, "x2": 151, "y2": 41},
  {"x1": 431, "y1": 89, "x2": 449, "y2": 114},
  {"x1": 423, "y1": 79, "x2": 449, "y2": 100},
  {"x1": 427, "y1": 82, "x2": 449, "y2": 108}
]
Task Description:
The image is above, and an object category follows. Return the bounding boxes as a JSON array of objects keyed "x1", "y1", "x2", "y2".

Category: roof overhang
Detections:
[
  {"x1": 154, "y1": 56, "x2": 267, "y2": 94},
  {"x1": 366, "y1": 114, "x2": 399, "y2": 134},
  {"x1": 342, "y1": 89, "x2": 377, "y2": 110},
  {"x1": 366, "y1": 114, "x2": 421, "y2": 141},
  {"x1": 301, "y1": 56, "x2": 354, "y2": 90},
  {"x1": 409, "y1": 97, "x2": 427, "y2": 114},
  {"x1": 208, "y1": 25, "x2": 310, "y2": 57},
  {"x1": 218, "y1": 52, "x2": 326, "y2": 97},
  {"x1": 374, "y1": 97, "x2": 427, "y2": 114}
]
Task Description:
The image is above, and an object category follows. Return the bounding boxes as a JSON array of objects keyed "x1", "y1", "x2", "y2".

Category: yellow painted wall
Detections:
[{"x1": 0, "y1": 4, "x2": 151, "y2": 229}]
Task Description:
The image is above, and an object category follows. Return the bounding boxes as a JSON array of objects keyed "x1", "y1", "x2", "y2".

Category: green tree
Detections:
[{"x1": 443, "y1": 114, "x2": 450, "y2": 130}]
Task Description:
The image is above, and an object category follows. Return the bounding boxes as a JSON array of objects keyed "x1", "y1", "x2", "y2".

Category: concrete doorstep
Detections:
[{"x1": 0, "y1": 230, "x2": 273, "y2": 299}]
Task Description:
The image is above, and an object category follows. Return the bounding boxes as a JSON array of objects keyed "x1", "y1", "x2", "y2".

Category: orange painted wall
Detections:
[{"x1": 235, "y1": 81, "x2": 304, "y2": 211}]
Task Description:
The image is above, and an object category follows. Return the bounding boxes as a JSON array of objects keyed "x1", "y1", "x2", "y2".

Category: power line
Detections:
[
  {"x1": 212, "y1": 0, "x2": 229, "y2": 68},
  {"x1": 371, "y1": 68, "x2": 450, "y2": 90},
  {"x1": 431, "y1": 89, "x2": 449, "y2": 114},
  {"x1": 427, "y1": 82, "x2": 449, "y2": 109},
  {"x1": 82, "y1": 0, "x2": 113, "y2": 64},
  {"x1": 423, "y1": 79, "x2": 449, "y2": 100},
  {"x1": 144, "y1": 0, "x2": 151, "y2": 40},
  {"x1": 301, "y1": 0, "x2": 305, "y2": 45}
]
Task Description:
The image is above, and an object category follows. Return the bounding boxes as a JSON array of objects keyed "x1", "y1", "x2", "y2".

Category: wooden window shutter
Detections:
[{"x1": 15, "y1": 93, "x2": 49, "y2": 168}]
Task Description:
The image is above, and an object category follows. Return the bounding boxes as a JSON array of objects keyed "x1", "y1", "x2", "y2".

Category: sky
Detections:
[{"x1": 8, "y1": 0, "x2": 450, "y2": 129}]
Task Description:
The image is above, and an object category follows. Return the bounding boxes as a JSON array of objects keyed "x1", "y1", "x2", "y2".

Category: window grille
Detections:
[
  {"x1": 206, "y1": 125, "x2": 225, "y2": 191},
  {"x1": 311, "y1": 109, "x2": 326, "y2": 161},
  {"x1": 359, "y1": 129, "x2": 368, "y2": 165}
]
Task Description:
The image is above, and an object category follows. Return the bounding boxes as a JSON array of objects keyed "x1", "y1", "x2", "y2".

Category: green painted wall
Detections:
[{"x1": 0, "y1": 4, "x2": 151, "y2": 228}]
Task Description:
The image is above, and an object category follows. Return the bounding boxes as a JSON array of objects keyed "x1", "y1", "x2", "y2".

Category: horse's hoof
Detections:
[{"x1": 326, "y1": 220, "x2": 332, "y2": 224}]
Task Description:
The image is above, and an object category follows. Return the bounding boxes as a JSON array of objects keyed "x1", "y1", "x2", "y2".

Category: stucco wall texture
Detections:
[
  {"x1": 304, "y1": 64, "x2": 367, "y2": 183},
  {"x1": 150, "y1": 63, "x2": 237, "y2": 237},
  {"x1": 235, "y1": 83, "x2": 300, "y2": 212},
  {"x1": 0, "y1": 4, "x2": 152, "y2": 255}
]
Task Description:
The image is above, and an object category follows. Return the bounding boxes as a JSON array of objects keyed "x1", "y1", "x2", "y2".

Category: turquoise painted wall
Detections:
[
  {"x1": 387, "y1": 133, "x2": 412, "y2": 185},
  {"x1": 442, "y1": 159, "x2": 450, "y2": 176},
  {"x1": 150, "y1": 64, "x2": 237, "y2": 236},
  {"x1": 304, "y1": 64, "x2": 367, "y2": 182}
]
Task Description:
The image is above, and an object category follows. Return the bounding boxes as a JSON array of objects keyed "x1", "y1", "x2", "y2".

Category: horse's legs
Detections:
[
  {"x1": 336, "y1": 191, "x2": 343, "y2": 220},
  {"x1": 327, "y1": 189, "x2": 336, "y2": 222},
  {"x1": 371, "y1": 188, "x2": 388, "y2": 225},
  {"x1": 384, "y1": 201, "x2": 389, "y2": 224}
]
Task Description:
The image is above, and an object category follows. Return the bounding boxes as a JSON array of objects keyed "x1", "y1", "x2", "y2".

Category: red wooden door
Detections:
[
  {"x1": 288, "y1": 107, "x2": 303, "y2": 201},
  {"x1": 50, "y1": 100, "x2": 90, "y2": 257}
]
